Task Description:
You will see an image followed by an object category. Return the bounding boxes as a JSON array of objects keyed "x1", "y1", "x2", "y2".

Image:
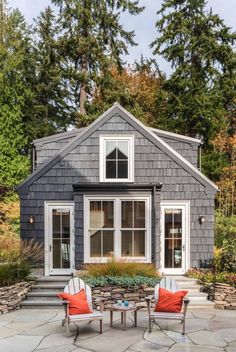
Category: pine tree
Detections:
[
  {"x1": 51, "y1": 0, "x2": 144, "y2": 124},
  {"x1": 31, "y1": 7, "x2": 74, "y2": 138},
  {"x1": 0, "y1": 3, "x2": 31, "y2": 186},
  {"x1": 151, "y1": 0, "x2": 236, "y2": 143}
]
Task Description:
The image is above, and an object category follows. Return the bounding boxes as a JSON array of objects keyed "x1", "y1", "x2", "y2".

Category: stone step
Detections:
[
  {"x1": 21, "y1": 300, "x2": 63, "y2": 309},
  {"x1": 27, "y1": 292, "x2": 60, "y2": 300},
  {"x1": 188, "y1": 300, "x2": 215, "y2": 308},
  {"x1": 31, "y1": 284, "x2": 65, "y2": 292},
  {"x1": 36, "y1": 277, "x2": 70, "y2": 286}
]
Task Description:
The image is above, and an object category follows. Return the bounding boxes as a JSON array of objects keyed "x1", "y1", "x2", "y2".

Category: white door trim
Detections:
[
  {"x1": 160, "y1": 201, "x2": 190, "y2": 275},
  {"x1": 44, "y1": 201, "x2": 75, "y2": 276}
]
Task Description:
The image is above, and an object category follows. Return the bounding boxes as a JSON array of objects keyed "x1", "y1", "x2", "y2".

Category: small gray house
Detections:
[{"x1": 17, "y1": 103, "x2": 218, "y2": 276}]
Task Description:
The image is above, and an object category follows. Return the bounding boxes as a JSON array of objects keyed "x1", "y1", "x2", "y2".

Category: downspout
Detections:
[
  {"x1": 198, "y1": 144, "x2": 202, "y2": 171},
  {"x1": 153, "y1": 185, "x2": 157, "y2": 268}
]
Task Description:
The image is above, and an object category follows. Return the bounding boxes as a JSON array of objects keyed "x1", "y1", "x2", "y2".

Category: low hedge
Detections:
[{"x1": 83, "y1": 275, "x2": 160, "y2": 288}]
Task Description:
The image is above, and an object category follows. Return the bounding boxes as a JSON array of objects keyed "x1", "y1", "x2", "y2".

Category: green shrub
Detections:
[
  {"x1": 83, "y1": 275, "x2": 160, "y2": 288},
  {"x1": 0, "y1": 261, "x2": 31, "y2": 286},
  {"x1": 84, "y1": 260, "x2": 159, "y2": 278},
  {"x1": 215, "y1": 211, "x2": 236, "y2": 248},
  {"x1": 213, "y1": 240, "x2": 236, "y2": 273}
]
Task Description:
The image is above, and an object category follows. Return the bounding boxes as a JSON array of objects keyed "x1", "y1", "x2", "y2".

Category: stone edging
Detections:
[
  {"x1": 0, "y1": 281, "x2": 33, "y2": 314},
  {"x1": 206, "y1": 282, "x2": 236, "y2": 310}
]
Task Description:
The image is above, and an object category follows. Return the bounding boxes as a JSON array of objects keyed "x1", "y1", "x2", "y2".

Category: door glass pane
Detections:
[
  {"x1": 53, "y1": 210, "x2": 61, "y2": 238},
  {"x1": 90, "y1": 230, "x2": 101, "y2": 257},
  {"x1": 118, "y1": 160, "x2": 128, "y2": 178},
  {"x1": 134, "y1": 230, "x2": 145, "y2": 256},
  {"x1": 121, "y1": 230, "x2": 132, "y2": 256},
  {"x1": 164, "y1": 209, "x2": 182, "y2": 268},
  {"x1": 103, "y1": 230, "x2": 114, "y2": 257},
  {"x1": 52, "y1": 209, "x2": 71, "y2": 269},
  {"x1": 53, "y1": 239, "x2": 61, "y2": 268},
  {"x1": 134, "y1": 201, "x2": 145, "y2": 228},
  {"x1": 121, "y1": 201, "x2": 133, "y2": 228},
  {"x1": 62, "y1": 212, "x2": 70, "y2": 239},
  {"x1": 102, "y1": 201, "x2": 114, "y2": 228},
  {"x1": 62, "y1": 238, "x2": 70, "y2": 268}
]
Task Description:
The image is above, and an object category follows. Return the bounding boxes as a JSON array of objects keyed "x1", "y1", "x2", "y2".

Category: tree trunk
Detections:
[{"x1": 79, "y1": 55, "x2": 88, "y2": 116}]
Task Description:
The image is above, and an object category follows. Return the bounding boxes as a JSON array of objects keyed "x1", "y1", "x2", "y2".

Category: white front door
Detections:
[
  {"x1": 160, "y1": 202, "x2": 190, "y2": 275},
  {"x1": 45, "y1": 203, "x2": 75, "y2": 276}
]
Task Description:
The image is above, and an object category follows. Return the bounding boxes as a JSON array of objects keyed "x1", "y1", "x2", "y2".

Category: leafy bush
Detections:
[
  {"x1": 84, "y1": 260, "x2": 159, "y2": 278},
  {"x1": 186, "y1": 269, "x2": 236, "y2": 287},
  {"x1": 215, "y1": 211, "x2": 236, "y2": 248},
  {"x1": 84, "y1": 275, "x2": 160, "y2": 288},
  {"x1": 213, "y1": 240, "x2": 236, "y2": 273}
]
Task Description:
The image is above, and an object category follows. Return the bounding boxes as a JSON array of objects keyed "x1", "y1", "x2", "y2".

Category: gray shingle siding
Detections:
[
  {"x1": 160, "y1": 136, "x2": 199, "y2": 167},
  {"x1": 19, "y1": 113, "x2": 216, "y2": 270}
]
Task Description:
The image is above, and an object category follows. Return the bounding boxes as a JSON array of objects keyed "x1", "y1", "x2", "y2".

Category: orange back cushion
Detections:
[
  {"x1": 58, "y1": 289, "x2": 92, "y2": 315},
  {"x1": 155, "y1": 287, "x2": 188, "y2": 313}
]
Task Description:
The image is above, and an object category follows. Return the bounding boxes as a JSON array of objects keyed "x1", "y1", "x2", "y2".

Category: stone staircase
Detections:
[
  {"x1": 21, "y1": 275, "x2": 214, "y2": 309},
  {"x1": 166, "y1": 275, "x2": 214, "y2": 308},
  {"x1": 21, "y1": 276, "x2": 71, "y2": 309}
]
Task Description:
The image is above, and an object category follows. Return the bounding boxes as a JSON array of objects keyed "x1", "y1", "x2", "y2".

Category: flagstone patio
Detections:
[{"x1": 0, "y1": 308, "x2": 236, "y2": 352}]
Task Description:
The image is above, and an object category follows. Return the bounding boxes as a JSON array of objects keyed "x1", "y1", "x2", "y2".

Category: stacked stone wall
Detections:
[
  {"x1": 91, "y1": 285, "x2": 155, "y2": 309},
  {"x1": 207, "y1": 283, "x2": 236, "y2": 310},
  {"x1": 0, "y1": 282, "x2": 32, "y2": 314}
]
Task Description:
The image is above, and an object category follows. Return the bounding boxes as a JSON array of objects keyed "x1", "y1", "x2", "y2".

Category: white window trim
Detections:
[
  {"x1": 44, "y1": 201, "x2": 75, "y2": 276},
  {"x1": 99, "y1": 135, "x2": 134, "y2": 182},
  {"x1": 160, "y1": 200, "x2": 190, "y2": 275},
  {"x1": 84, "y1": 195, "x2": 151, "y2": 263}
]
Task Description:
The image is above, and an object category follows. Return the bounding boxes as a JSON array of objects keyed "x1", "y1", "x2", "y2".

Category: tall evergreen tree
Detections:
[
  {"x1": 32, "y1": 7, "x2": 74, "y2": 138},
  {"x1": 151, "y1": 0, "x2": 236, "y2": 143},
  {"x1": 0, "y1": 3, "x2": 31, "y2": 186},
  {"x1": 51, "y1": 0, "x2": 144, "y2": 124}
]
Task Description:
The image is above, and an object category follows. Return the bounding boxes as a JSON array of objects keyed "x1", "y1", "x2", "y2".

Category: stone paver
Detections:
[
  {"x1": 0, "y1": 308, "x2": 235, "y2": 351},
  {"x1": 188, "y1": 330, "x2": 227, "y2": 347},
  {"x1": 76, "y1": 327, "x2": 144, "y2": 352},
  {"x1": 0, "y1": 334, "x2": 43, "y2": 352},
  {"x1": 129, "y1": 340, "x2": 169, "y2": 351},
  {"x1": 144, "y1": 329, "x2": 174, "y2": 347},
  {"x1": 169, "y1": 344, "x2": 224, "y2": 352},
  {"x1": 35, "y1": 344, "x2": 76, "y2": 352}
]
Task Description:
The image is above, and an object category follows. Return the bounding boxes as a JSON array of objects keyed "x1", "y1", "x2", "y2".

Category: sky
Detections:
[{"x1": 8, "y1": 0, "x2": 236, "y2": 75}]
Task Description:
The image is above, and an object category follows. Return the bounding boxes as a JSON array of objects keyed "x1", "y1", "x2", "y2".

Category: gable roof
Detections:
[{"x1": 16, "y1": 102, "x2": 218, "y2": 193}]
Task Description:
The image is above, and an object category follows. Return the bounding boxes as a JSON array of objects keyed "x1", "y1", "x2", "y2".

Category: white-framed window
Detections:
[
  {"x1": 84, "y1": 196, "x2": 151, "y2": 263},
  {"x1": 99, "y1": 136, "x2": 134, "y2": 182}
]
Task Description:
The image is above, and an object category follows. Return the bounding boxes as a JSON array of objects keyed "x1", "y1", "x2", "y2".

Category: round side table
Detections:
[{"x1": 106, "y1": 303, "x2": 137, "y2": 329}]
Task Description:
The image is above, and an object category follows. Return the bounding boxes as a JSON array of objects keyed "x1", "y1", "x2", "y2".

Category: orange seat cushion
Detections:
[
  {"x1": 58, "y1": 289, "x2": 93, "y2": 315},
  {"x1": 154, "y1": 288, "x2": 188, "y2": 313}
]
